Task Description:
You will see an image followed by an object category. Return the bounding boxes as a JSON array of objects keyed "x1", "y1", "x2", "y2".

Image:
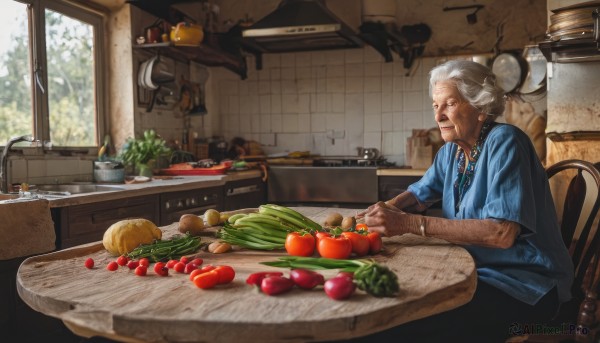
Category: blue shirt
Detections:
[{"x1": 408, "y1": 124, "x2": 573, "y2": 305}]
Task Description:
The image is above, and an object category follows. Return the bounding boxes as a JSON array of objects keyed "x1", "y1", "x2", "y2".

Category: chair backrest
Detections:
[
  {"x1": 546, "y1": 160, "x2": 600, "y2": 342},
  {"x1": 546, "y1": 159, "x2": 600, "y2": 334}
]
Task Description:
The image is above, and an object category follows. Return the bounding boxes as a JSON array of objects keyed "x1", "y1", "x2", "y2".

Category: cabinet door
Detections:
[
  {"x1": 223, "y1": 177, "x2": 266, "y2": 211},
  {"x1": 378, "y1": 176, "x2": 422, "y2": 202},
  {"x1": 58, "y1": 195, "x2": 159, "y2": 249}
]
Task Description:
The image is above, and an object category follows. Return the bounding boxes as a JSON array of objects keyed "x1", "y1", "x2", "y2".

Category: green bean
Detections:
[{"x1": 126, "y1": 234, "x2": 201, "y2": 262}]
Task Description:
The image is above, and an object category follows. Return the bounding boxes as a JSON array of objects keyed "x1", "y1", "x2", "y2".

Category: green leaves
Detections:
[{"x1": 118, "y1": 129, "x2": 171, "y2": 168}]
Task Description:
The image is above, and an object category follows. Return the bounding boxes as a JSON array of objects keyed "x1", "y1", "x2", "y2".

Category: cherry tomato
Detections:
[
  {"x1": 341, "y1": 231, "x2": 370, "y2": 257},
  {"x1": 184, "y1": 263, "x2": 197, "y2": 274},
  {"x1": 116, "y1": 255, "x2": 128, "y2": 266},
  {"x1": 367, "y1": 232, "x2": 383, "y2": 254},
  {"x1": 189, "y1": 258, "x2": 203, "y2": 267},
  {"x1": 193, "y1": 270, "x2": 219, "y2": 289},
  {"x1": 213, "y1": 265, "x2": 236, "y2": 284},
  {"x1": 166, "y1": 259, "x2": 178, "y2": 269},
  {"x1": 290, "y1": 269, "x2": 325, "y2": 289},
  {"x1": 135, "y1": 265, "x2": 147, "y2": 276},
  {"x1": 138, "y1": 258, "x2": 150, "y2": 267},
  {"x1": 153, "y1": 262, "x2": 169, "y2": 276},
  {"x1": 84, "y1": 258, "x2": 94, "y2": 269},
  {"x1": 174, "y1": 262, "x2": 186, "y2": 273},
  {"x1": 189, "y1": 265, "x2": 216, "y2": 281},
  {"x1": 355, "y1": 223, "x2": 368, "y2": 231},
  {"x1": 127, "y1": 260, "x2": 139, "y2": 270},
  {"x1": 106, "y1": 261, "x2": 119, "y2": 271},
  {"x1": 260, "y1": 275, "x2": 295, "y2": 295},
  {"x1": 285, "y1": 232, "x2": 316, "y2": 257},
  {"x1": 317, "y1": 235, "x2": 352, "y2": 259},
  {"x1": 324, "y1": 275, "x2": 356, "y2": 300},
  {"x1": 245, "y1": 271, "x2": 284, "y2": 287},
  {"x1": 179, "y1": 256, "x2": 189, "y2": 264}
]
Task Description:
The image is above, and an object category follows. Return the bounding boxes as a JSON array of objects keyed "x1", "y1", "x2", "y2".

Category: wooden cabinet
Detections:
[
  {"x1": 222, "y1": 177, "x2": 266, "y2": 211},
  {"x1": 53, "y1": 195, "x2": 160, "y2": 249},
  {"x1": 128, "y1": 0, "x2": 249, "y2": 79},
  {"x1": 159, "y1": 186, "x2": 223, "y2": 226}
]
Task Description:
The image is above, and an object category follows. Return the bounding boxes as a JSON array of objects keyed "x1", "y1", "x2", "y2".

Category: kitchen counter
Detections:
[
  {"x1": 376, "y1": 168, "x2": 427, "y2": 177},
  {"x1": 27, "y1": 170, "x2": 263, "y2": 208}
]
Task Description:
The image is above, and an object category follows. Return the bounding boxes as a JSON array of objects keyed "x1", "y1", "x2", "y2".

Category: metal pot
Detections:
[{"x1": 357, "y1": 147, "x2": 380, "y2": 160}]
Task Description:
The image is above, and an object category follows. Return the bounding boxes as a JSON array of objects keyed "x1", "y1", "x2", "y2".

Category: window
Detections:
[{"x1": 0, "y1": 0, "x2": 106, "y2": 148}]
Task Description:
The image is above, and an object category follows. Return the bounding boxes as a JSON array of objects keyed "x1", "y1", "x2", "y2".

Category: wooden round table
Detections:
[{"x1": 17, "y1": 207, "x2": 476, "y2": 342}]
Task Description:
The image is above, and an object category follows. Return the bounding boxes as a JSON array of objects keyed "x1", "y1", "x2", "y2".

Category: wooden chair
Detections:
[{"x1": 515, "y1": 159, "x2": 600, "y2": 343}]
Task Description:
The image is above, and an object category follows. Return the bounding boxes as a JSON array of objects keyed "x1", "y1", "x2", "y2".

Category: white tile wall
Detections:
[{"x1": 216, "y1": 46, "x2": 437, "y2": 166}]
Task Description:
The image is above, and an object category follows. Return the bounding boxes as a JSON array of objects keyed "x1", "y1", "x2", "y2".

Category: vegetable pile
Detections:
[
  {"x1": 261, "y1": 256, "x2": 399, "y2": 298},
  {"x1": 217, "y1": 204, "x2": 321, "y2": 250}
]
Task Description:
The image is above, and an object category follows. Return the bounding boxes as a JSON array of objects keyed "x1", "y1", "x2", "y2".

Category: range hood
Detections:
[{"x1": 241, "y1": 0, "x2": 363, "y2": 53}]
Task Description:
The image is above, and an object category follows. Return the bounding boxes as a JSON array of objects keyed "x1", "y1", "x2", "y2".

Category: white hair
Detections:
[{"x1": 429, "y1": 60, "x2": 506, "y2": 119}]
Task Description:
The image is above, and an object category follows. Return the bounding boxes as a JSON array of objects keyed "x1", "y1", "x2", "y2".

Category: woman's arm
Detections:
[{"x1": 364, "y1": 202, "x2": 520, "y2": 249}]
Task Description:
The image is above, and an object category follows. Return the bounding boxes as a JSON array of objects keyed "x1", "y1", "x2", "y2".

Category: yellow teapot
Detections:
[{"x1": 170, "y1": 22, "x2": 204, "y2": 46}]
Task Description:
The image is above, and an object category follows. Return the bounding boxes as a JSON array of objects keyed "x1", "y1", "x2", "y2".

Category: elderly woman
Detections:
[{"x1": 357, "y1": 60, "x2": 573, "y2": 342}]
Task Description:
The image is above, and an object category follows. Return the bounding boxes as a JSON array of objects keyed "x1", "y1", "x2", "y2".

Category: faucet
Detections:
[{"x1": 1, "y1": 135, "x2": 36, "y2": 193}]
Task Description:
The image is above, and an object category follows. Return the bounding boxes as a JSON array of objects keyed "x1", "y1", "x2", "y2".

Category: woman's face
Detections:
[{"x1": 432, "y1": 81, "x2": 484, "y2": 151}]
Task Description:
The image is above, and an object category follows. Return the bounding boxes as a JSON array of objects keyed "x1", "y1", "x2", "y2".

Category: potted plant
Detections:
[{"x1": 118, "y1": 129, "x2": 171, "y2": 176}]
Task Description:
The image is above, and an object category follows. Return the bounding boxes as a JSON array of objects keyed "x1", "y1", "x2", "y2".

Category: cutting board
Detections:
[
  {"x1": 159, "y1": 163, "x2": 228, "y2": 175},
  {"x1": 17, "y1": 207, "x2": 476, "y2": 343}
]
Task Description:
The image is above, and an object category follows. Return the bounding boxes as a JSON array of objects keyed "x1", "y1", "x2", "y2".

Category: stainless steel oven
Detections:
[{"x1": 267, "y1": 165, "x2": 379, "y2": 209}]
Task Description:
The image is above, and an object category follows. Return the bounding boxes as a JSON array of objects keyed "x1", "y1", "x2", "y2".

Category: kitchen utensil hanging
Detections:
[
  {"x1": 491, "y1": 52, "x2": 527, "y2": 94},
  {"x1": 138, "y1": 54, "x2": 176, "y2": 112},
  {"x1": 518, "y1": 45, "x2": 547, "y2": 95}
]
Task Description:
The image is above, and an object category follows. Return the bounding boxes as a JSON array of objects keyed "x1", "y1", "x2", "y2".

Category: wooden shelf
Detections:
[{"x1": 128, "y1": 0, "x2": 248, "y2": 79}]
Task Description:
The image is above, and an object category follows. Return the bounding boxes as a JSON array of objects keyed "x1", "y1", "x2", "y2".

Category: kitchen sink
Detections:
[{"x1": 33, "y1": 184, "x2": 125, "y2": 195}]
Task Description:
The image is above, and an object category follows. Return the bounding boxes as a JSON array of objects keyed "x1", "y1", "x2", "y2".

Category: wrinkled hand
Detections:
[{"x1": 360, "y1": 201, "x2": 412, "y2": 237}]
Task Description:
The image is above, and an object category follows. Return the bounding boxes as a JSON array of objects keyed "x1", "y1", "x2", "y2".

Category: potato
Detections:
[
  {"x1": 323, "y1": 212, "x2": 343, "y2": 227},
  {"x1": 178, "y1": 214, "x2": 205, "y2": 235},
  {"x1": 204, "y1": 208, "x2": 221, "y2": 226},
  {"x1": 341, "y1": 216, "x2": 356, "y2": 230},
  {"x1": 208, "y1": 241, "x2": 232, "y2": 254}
]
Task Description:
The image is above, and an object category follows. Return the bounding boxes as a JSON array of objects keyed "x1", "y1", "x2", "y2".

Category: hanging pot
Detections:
[
  {"x1": 518, "y1": 45, "x2": 547, "y2": 94},
  {"x1": 491, "y1": 51, "x2": 527, "y2": 94}
]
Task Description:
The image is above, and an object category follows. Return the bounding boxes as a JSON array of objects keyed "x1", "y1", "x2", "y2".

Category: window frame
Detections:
[{"x1": 4, "y1": 0, "x2": 108, "y2": 152}]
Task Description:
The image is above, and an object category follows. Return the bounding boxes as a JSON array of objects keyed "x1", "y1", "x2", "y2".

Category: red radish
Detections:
[
  {"x1": 290, "y1": 269, "x2": 325, "y2": 289},
  {"x1": 324, "y1": 276, "x2": 356, "y2": 300}
]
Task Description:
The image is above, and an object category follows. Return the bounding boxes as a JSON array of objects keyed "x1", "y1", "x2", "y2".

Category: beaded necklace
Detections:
[{"x1": 453, "y1": 120, "x2": 495, "y2": 213}]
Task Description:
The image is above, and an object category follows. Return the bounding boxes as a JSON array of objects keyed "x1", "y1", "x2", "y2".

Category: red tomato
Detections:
[
  {"x1": 314, "y1": 231, "x2": 331, "y2": 247},
  {"x1": 184, "y1": 263, "x2": 197, "y2": 274},
  {"x1": 179, "y1": 256, "x2": 189, "y2": 264},
  {"x1": 153, "y1": 262, "x2": 169, "y2": 276},
  {"x1": 341, "y1": 232, "x2": 370, "y2": 257},
  {"x1": 166, "y1": 259, "x2": 178, "y2": 269},
  {"x1": 193, "y1": 270, "x2": 219, "y2": 289},
  {"x1": 135, "y1": 265, "x2": 147, "y2": 276},
  {"x1": 355, "y1": 223, "x2": 368, "y2": 231},
  {"x1": 116, "y1": 255, "x2": 128, "y2": 266},
  {"x1": 367, "y1": 232, "x2": 383, "y2": 254},
  {"x1": 106, "y1": 261, "x2": 119, "y2": 271},
  {"x1": 84, "y1": 258, "x2": 94, "y2": 269},
  {"x1": 213, "y1": 265, "x2": 236, "y2": 284},
  {"x1": 174, "y1": 262, "x2": 186, "y2": 273},
  {"x1": 285, "y1": 232, "x2": 315, "y2": 257},
  {"x1": 127, "y1": 260, "x2": 139, "y2": 270},
  {"x1": 189, "y1": 258, "x2": 203, "y2": 267},
  {"x1": 189, "y1": 265, "x2": 216, "y2": 281},
  {"x1": 138, "y1": 258, "x2": 150, "y2": 267},
  {"x1": 317, "y1": 235, "x2": 352, "y2": 259}
]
